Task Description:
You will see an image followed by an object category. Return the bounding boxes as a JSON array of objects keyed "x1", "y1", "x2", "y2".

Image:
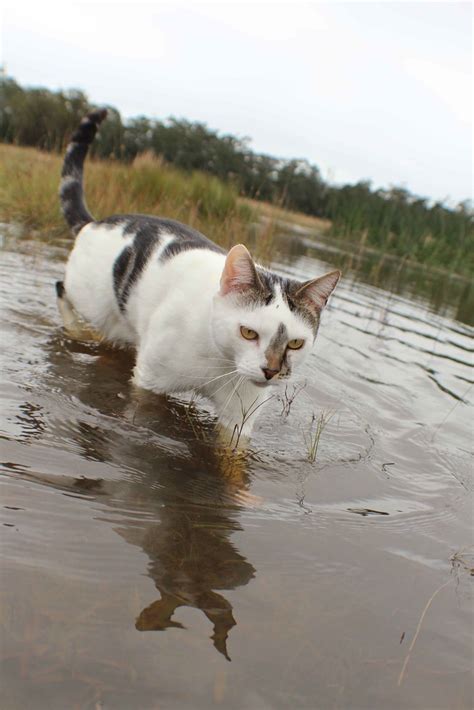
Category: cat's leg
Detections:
[
  {"x1": 133, "y1": 312, "x2": 200, "y2": 394},
  {"x1": 198, "y1": 590, "x2": 236, "y2": 661},
  {"x1": 130, "y1": 364, "x2": 170, "y2": 396},
  {"x1": 132, "y1": 336, "x2": 179, "y2": 394},
  {"x1": 211, "y1": 380, "x2": 271, "y2": 448},
  {"x1": 55, "y1": 281, "x2": 103, "y2": 342},
  {"x1": 135, "y1": 593, "x2": 185, "y2": 631}
]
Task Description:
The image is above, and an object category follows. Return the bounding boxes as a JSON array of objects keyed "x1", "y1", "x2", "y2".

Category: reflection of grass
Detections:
[
  {"x1": 183, "y1": 395, "x2": 210, "y2": 442},
  {"x1": 303, "y1": 410, "x2": 334, "y2": 463},
  {"x1": 397, "y1": 577, "x2": 453, "y2": 686},
  {"x1": 0, "y1": 144, "x2": 261, "y2": 250}
]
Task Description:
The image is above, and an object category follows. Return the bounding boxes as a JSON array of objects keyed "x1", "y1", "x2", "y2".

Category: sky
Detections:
[{"x1": 1, "y1": 0, "x2": 472, "y2": 205}]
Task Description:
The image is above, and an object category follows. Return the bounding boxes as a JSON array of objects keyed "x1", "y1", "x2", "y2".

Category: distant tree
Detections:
[
  {"x1": 0, "y1": 78, "x2": 89, "y2": 150},
  {"x1": 92, "y1": 105, "x2": 124, "y2": 159},
  {"x1": 123, "y1": 116, "x2": 154, "y2": 159},
  {"x1": 1, "y1": 74, "x2": 472, "y2": 273}
]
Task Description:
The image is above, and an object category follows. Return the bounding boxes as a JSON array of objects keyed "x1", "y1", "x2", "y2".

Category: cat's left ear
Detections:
[
  {"x1": 220, "y1": 244, "x2": 263, "y2": 296},
  {"x1": 293, "y1": 270, "x2": 341, "y2": 313}
]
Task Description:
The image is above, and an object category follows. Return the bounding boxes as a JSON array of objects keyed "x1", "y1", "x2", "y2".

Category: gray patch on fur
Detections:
[
  {"x1": 235, "y1": 268, "x2": 320, "y2": 333},
  {"x1": 105, "y1": 215, "x2": 225, "y2": 311},
  {"x1": 60, "y1": 110, "x2": 107, "y2": 235},
  {"x1": 100, "y1": 215, "x2": 224, "y2": 257},
  {"x1": 264, "y1": 322, "x2": 290, "y2": 375},
  {"x1": 267, "y1": 322, "x2": 288, "y2": 353}
]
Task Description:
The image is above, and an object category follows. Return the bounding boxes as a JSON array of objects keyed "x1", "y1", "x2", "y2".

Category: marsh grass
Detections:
[
  {"x1": 303, "y1": 410, "x2": 334, "y2": 463},
  {"x1": 0, "y1": 144, "x2": 267, "y2": 251},
  {"x1": 277, "y1": 382, "x2": 307, "y2": 418},
  {"x1": 229, "y1": 392, "x2": 275, "y2": 450}
]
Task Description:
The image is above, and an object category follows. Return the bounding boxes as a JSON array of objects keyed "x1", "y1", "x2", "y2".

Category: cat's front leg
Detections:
[
  {"x1": 212, "y1": 380, "x2": 271, "y2": 448},
  {"x1": 133, "y1": 357, "x2": 174, "y2": 395},
  {"x1": 133, "y1": 311, "x2": 200, "y2": 394}
]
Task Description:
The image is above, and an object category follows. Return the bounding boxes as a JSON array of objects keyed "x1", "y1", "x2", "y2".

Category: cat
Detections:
[{"x1": 57, "y1": 110, "x2": 341, "y2": 442}]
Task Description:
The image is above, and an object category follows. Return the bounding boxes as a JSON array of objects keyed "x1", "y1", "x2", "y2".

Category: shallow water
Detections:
[{"x1": 1, "y1": 225, "x2": 473, "y2": 709}]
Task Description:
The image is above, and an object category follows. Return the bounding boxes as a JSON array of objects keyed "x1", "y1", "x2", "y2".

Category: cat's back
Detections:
[
  {"x1": 64, "y1": 212, "x2": 225, "y2": 342},
  {"x1": 98, "y1": 214, "x2": 224, "y2": 258}
]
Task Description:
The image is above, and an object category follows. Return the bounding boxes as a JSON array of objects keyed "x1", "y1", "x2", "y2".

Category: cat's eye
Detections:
[
  {"x1": 240, "y1": 326, "x2": 258, "y2": 340},
  {"x1": 287, "y1": 338, "x2": 305, "y2": 350}
]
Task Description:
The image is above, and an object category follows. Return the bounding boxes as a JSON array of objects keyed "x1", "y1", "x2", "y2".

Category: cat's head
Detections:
[{"x1": 212, "y1": 244, "x2": 340, "y2": 387}]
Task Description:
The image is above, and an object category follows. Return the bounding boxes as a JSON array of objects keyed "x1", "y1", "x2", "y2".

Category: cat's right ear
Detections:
[{"x1": 220, "y1": 244, "x2": 262, "y2": 296}]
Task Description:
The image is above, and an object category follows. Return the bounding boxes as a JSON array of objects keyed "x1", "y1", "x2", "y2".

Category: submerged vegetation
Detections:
[{"x1": 0, "y1": 76, "x2": 473, "y2": 274}]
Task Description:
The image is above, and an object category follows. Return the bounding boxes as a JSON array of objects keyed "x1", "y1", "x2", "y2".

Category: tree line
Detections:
[{"x1": 1, "y1": 76, "x2": 472, "y2": 272}]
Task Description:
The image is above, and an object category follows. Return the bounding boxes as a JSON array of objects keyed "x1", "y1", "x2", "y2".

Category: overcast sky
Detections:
[{"x1": 1, "y1": 1, "x2": 472, "y2": 204}]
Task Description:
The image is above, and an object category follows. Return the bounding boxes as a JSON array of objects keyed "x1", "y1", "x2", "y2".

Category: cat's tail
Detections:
[{"x1": 59, "y1": 109, "x2": 107, "y2": 235}]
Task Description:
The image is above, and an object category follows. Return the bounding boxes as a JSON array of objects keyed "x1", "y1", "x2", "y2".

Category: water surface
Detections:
[{"x1": 1, "y1": 225, "x2": 473, "y2": 709}]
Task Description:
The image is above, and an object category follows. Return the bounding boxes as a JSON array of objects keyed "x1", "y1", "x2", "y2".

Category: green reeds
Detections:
[{"x1": 303, "y1": 410, "x2": 334, "y2": 463}]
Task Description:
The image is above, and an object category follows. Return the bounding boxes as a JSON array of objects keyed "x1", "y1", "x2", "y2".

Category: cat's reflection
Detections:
[
  {"x1": 25, "y1": 334, "x2": 257, "y2": 659},
  {"x1": 118, "y1": 502, "x2": 254, "y2": 660}
]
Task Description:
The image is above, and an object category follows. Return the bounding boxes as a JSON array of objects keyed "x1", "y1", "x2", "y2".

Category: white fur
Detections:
[{"x1": 63, "y1": 223, "x2": 326, "y2": 441}]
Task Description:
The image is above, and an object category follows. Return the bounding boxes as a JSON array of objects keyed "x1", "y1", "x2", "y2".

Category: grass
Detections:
[
  {"x1": 277, "y1": 382, "x2": 307, "y2": 418},
  {"x1": 228, "y1": 392, "x2": 275, "y2": 450},
  {"x1": 240, "y1": 197, "x2": 331, "y2": 234},
  {"x1": 303, "y1": 410, "x2": 334, "y2": 463},
  {"x1": 0, "y1": 144, "x2": 261, "y2": 251}
]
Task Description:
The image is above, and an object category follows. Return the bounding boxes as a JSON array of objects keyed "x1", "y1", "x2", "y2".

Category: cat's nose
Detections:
[{"x1": 262, "y1": 367, "x2": 279, "y2": 381}]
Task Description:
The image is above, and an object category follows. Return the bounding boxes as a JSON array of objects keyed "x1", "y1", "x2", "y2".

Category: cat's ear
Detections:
[
  {"x1": 220, "y1": 244, "x2": 262, "y2": 296},
  {"x1": 293, "y1": 270, "x2": 341, "y2": 313}
]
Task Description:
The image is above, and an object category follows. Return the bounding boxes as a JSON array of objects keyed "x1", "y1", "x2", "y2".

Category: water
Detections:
[{"x1": 1, "y1": 225, "x2": 472, "y2": 709}]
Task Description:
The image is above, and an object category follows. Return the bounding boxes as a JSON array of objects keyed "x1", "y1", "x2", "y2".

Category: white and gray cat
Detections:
[{"x1": 58, "y1": 110, "x2": 340, "y2": 442}]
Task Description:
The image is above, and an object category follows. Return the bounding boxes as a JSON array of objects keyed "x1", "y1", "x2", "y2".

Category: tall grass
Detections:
[
  {"x1": 3, "y1": 77, "x2": 472, "y2": 276},
  {"x1": 0, "y1": 144, "x2": 257, "y2": 250},
  {"x1": 326, "y1": 185, "x2": 474, "y2": 276}
]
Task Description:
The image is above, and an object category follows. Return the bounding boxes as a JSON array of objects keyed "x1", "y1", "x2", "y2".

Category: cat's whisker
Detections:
[
  {"x1": 196, "y1": 357, "x2": 234, "y2": 363},
  {"x1": 192, "y1": 374, "x2": 235, "y2": 379},
  {"x1": 199, "y1": 369, "x2": 240, "y2": 389},
  {"x1": 218, "y1": 382, "x2": 238, "y2": 418},
  {"x1": 187, "y1": 366, "x2": 233, "y2": 374},
  {"x1": 211, "y1": 373, "x2": 241, "y2": 400},
  {"x1": 145, "y1": 360, "x2": 230, "y2": 373},
  {"x1": 219, "y1": 375, "x2": 244, "y2": 419},
  {"x1": 162, "y1": 363, "x2": 234, "y2": 379}
]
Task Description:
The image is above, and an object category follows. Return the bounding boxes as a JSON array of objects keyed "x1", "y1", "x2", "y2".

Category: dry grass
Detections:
[
  {"x1": 0, "y1": 144, "x2": 258, "y2": 250},
  {"x1": 240, "y1": 197, "x2": 332, "y2": 234}
]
